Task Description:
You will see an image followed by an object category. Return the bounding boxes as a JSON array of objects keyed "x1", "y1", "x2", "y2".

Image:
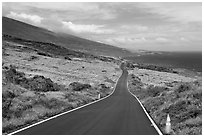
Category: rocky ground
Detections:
[
  {"x1": 128, "y1": 67, "x2": 202, "y2": 135},
  {"x1": 2, "y1": 39, "x2": 121, "y2": 134}
]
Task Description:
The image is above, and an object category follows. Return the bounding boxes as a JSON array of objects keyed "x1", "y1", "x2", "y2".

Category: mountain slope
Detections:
[{"x1": 2, "y1": 17, "x2": 131, "y2": 57}]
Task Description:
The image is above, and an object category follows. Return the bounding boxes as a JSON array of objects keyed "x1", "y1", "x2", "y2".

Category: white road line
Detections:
[
  {"x1": 126, "y1": 77, "x2": 163, "y2": 135},
  {"x1": 8, "y1": 71, "x2": 122, "y2": 135}
]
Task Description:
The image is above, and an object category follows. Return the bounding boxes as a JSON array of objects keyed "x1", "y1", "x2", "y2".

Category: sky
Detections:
[{"x1": 2, "y1": 2, "x2": 202, "y2": 52}]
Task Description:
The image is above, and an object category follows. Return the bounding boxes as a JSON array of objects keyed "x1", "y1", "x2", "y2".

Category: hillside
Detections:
[
  {"x1": 128, "y1": 67, "x2": 202, "y2": 135},
  {"x1": 2, "y1": 35, "x2": 122, "y2": 134},
  {"x1": 2, "y1": 17, "x2": 131, "y2": 57}
]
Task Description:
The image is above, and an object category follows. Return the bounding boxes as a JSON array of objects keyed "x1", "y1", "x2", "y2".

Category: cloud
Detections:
[
  {"x1": 2, "y1": 2, "x2": 201, "y2": 52},
  {"x1": 7, "y1": 11, "x2": 43, "y2": 24},
  {"x1": 3, "y1": 3, "x2": 116, "y2": 21},
  {"x1": 137, "y1": 3, "x2": 202, "y2": 23},
  {"x1": 121, "y1": 24, "x2": 148, "y2": 32},
  {"x1": 180, "y1": 37, "x2": 189, "y2": 42},
  {"x1": 62, "y1": 21, "x2": 114, "y2": 34},
  {"x1": 155, "y1": 37, "x2": 169, "y2": 42},
  {"x1": 105, "y1": 36, "x2": 147, "y2": 46}
]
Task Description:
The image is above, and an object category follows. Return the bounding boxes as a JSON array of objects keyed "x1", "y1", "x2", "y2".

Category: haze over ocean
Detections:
[{"x1": 125, "y1": 52, "x2": 202, "y2": 72}]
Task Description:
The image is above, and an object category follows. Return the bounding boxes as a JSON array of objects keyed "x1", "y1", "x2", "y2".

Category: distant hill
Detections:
[{"x1": 2, "y1": 16, "x2": 132, "y2": 57}]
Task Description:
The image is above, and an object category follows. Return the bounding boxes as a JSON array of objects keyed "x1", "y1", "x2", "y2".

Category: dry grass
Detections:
[
  {"x1": 2, "y1": 66, "x2": 118, "y2": 134},
  {"x1": 2, "y1": 40, "x2": 121, "y2": 134},
  {"x1": 128, "y1": 68, "x2": 202, "y2": 135},
  {"x1": 3, "y1": 41, "x2": 120, "y2": 88},
  {"x1": 129, "y1": 68, "x2": 195, "y2": 88}
]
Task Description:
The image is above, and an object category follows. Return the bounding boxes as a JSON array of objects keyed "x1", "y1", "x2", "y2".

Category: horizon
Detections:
[{"x1": 2, "y1": 2, "x2": 202, "y2": 52}]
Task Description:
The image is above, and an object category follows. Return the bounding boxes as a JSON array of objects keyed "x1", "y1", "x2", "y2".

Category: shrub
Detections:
[
  {"x1": 98, "y1": 83, "x2": 110, "y2": 93},
  {"x1": 4, "y1": 65, "x2": 27, "y2": 84},
  {"x1": 44, "y1": 98, "x2": 65, "y2": 109},
  {"x1": 144, "y1": 96, "x2": 166, "y2": 113},
  {"x1": 146, "y1": 85, "x2": 166, "y2": 97},
  {"x1": 102, "y1": 70, "x2": 107, "y2": 72},
  {"x1": 104, "y1": 77, "x2": 115, "y2": 84},
  {"x1": 126, "y1": 61, "x2": 135, "y2": 69},
  {"x1": 64, "y1": 56, "x2": 72, "y2": 60},
  {"x1": 3, "y1": 66, "x2": 63, "y2": 92},
  {"x1": 37, "y1": 51, "x2": 51, "y2": 57},
  {"x1": 28, "y1": 56, "x2": 38, "y2": 61},
  {"x1": 175, "y1": 83, "x2": 191, "y2": 93},
  {"x1": 162, "y1": 99, "x2": 189, "y2": 121},
  {"x1": 128, "y1": 74, "x2": 201, "y2": 135},
  {"x1": 28, "y1": 75, "x2": 61, "y2": 92},
  {"x1": 176, "y1": 125, "x2": 202, "y2": 135},
  {"x1": 33, "y1": 95, "x2": 65, "y2": 110},
  {"x1": 2, "y1": 90, "x2": 15, "y2": 119},
  {"x1": 98, "y1": 83, "x2": 108, "y2": 89},
  {"x1": 69, "y1": 82, "x2": 91, "y2": 91},
  {"x1": 130, "y1": 74, "x2": 143, "y2": 86},
  {"x1": 192, "y1": 91, "x2": 202, "y2": 101},
  {"x1": 184, "y1": 116, "x2": 202, "y2": 127}
]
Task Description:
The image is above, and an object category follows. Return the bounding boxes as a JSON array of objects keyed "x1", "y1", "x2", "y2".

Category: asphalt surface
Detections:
[{"x1": 14, "y1": 64, "x2": 159, "y2": 135}]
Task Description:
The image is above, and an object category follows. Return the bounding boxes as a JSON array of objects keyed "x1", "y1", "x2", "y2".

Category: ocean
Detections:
[{"x1": 125, "y1": 52, "x2": 202, "y2": 72}]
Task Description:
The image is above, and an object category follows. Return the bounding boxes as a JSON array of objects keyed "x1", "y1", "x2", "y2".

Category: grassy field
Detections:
[
  {"x1": 128, "y1": 68, "x2": 202, "y2": 135},
  {"x1": 2, "y1": 38, "x2": 121, "y2": 134}
]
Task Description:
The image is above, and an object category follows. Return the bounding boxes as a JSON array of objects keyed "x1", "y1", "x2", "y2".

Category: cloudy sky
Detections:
[{"x1": 2, "y1": 2, "x2": 202, "y2": 52}]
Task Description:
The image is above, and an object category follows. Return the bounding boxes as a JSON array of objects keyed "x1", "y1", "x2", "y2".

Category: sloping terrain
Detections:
[
  {"x1": 128, "y1": 68, "x2": 202, "y2": 135},
  {"x1": 2, "y1": 17, "x2": 132, "y2": 57},
  {"x1": 2, "y1": 36, "x2": 122, "y2": 134}
]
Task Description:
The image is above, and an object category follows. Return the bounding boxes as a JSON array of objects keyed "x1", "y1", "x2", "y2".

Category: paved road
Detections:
[{"x1": 14, "y1": 64, "x2": 159, "y2": 135}]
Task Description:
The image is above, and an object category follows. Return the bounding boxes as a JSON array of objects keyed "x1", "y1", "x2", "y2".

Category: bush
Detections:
[
  {"x1": 28, "y1": 75, "x2": 61, "y2": 92},
  {"x1": 130, "y1": 74, "x2": 143, "y2": 86},
  {"x1": 3, "y1": 66, "x2": 63, "y2": 92},
  {"x1": 98, "y1": 83, "x2": 108, "y2": 89},
  {"x1": 104, "y1": 77, "x2": 115, "y2": 84},
  {"x1": 28, "y1": 56, "x2": 38, "y2": 61},
  {"x1": 32, "y1": 95, "x2": 66, "y2": 110},
  {"x1": 44, "y1": 98, "x2": 65, "y2": 109},
  {"x1": 2, "y1": 90, "x2": 16, "y2": 119},
  {"x1": 146, "y1": 85, "x2": 166, "y2": 97},
  {"x1": 163, "y1": 99, "x2": 188, "y2": 115},
  {"x1": 144, "y1": 96, "x2": 166, "y2": 113},
  {"x1": 4, "y1": 65, "x2": 27, "y2": 84},
  {"x1": 176, "y1": 108, "x2": 201, "y2": 123},
  {"x1": 126, "y1": 61, "x2": 135, "y2": 70},
  {"x1": 175, "y1": 83, "x2": 191, "y2": 93},
  {"x1": 64, "y1": 56, "x2": 72, "y2": 60},
  {"x1": 37, "y1": 51, "x2": 52, "y2": 57},
  {"x1": 102, "y1": 70, "x2": 107, "y2": 72},
  {"x1": 97, "y1": 83, "x2": 111, "y2": 97},
  {"x1": 128, "y1": 74, "x2": 202, "y2": 135},
  {"x1": 178, "y1": 127, "x2": 202, "y2": 135},
  {"x1": 192, "y1": 91, "x2": 202, "y2": 101},
  {"x1": 69, "y1": 82, "x2": 91, "y2": 91}
]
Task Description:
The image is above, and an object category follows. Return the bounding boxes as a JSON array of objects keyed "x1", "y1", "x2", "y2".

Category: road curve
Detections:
[{"x1": 14, "y1": 64, "x2": 159, "y2": 135}]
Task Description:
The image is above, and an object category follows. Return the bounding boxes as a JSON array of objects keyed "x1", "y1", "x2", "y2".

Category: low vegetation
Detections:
[
  {"x1": 4, "y1": 65, "x2": 63, "y2": 92},
  {"x1": 2, "y1": 36, "x2": 121, "y2": 134},
  {"x1": 69, "y1": 82, "x2": 91, "y2": 91},
  {"x1": 3, "y1": 34, "x2": 121, "y2": 64},
  {"x1": 128, "y1": 72, "x2": 202, "y2": 135},
  {"x1": 2, "y1": 65, "x2": 116, "y2": 134}
]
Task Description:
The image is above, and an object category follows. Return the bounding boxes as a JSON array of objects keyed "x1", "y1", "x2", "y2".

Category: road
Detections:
[{"x1": 14, "y1": 64, "x2": 159, "y2": 135}]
